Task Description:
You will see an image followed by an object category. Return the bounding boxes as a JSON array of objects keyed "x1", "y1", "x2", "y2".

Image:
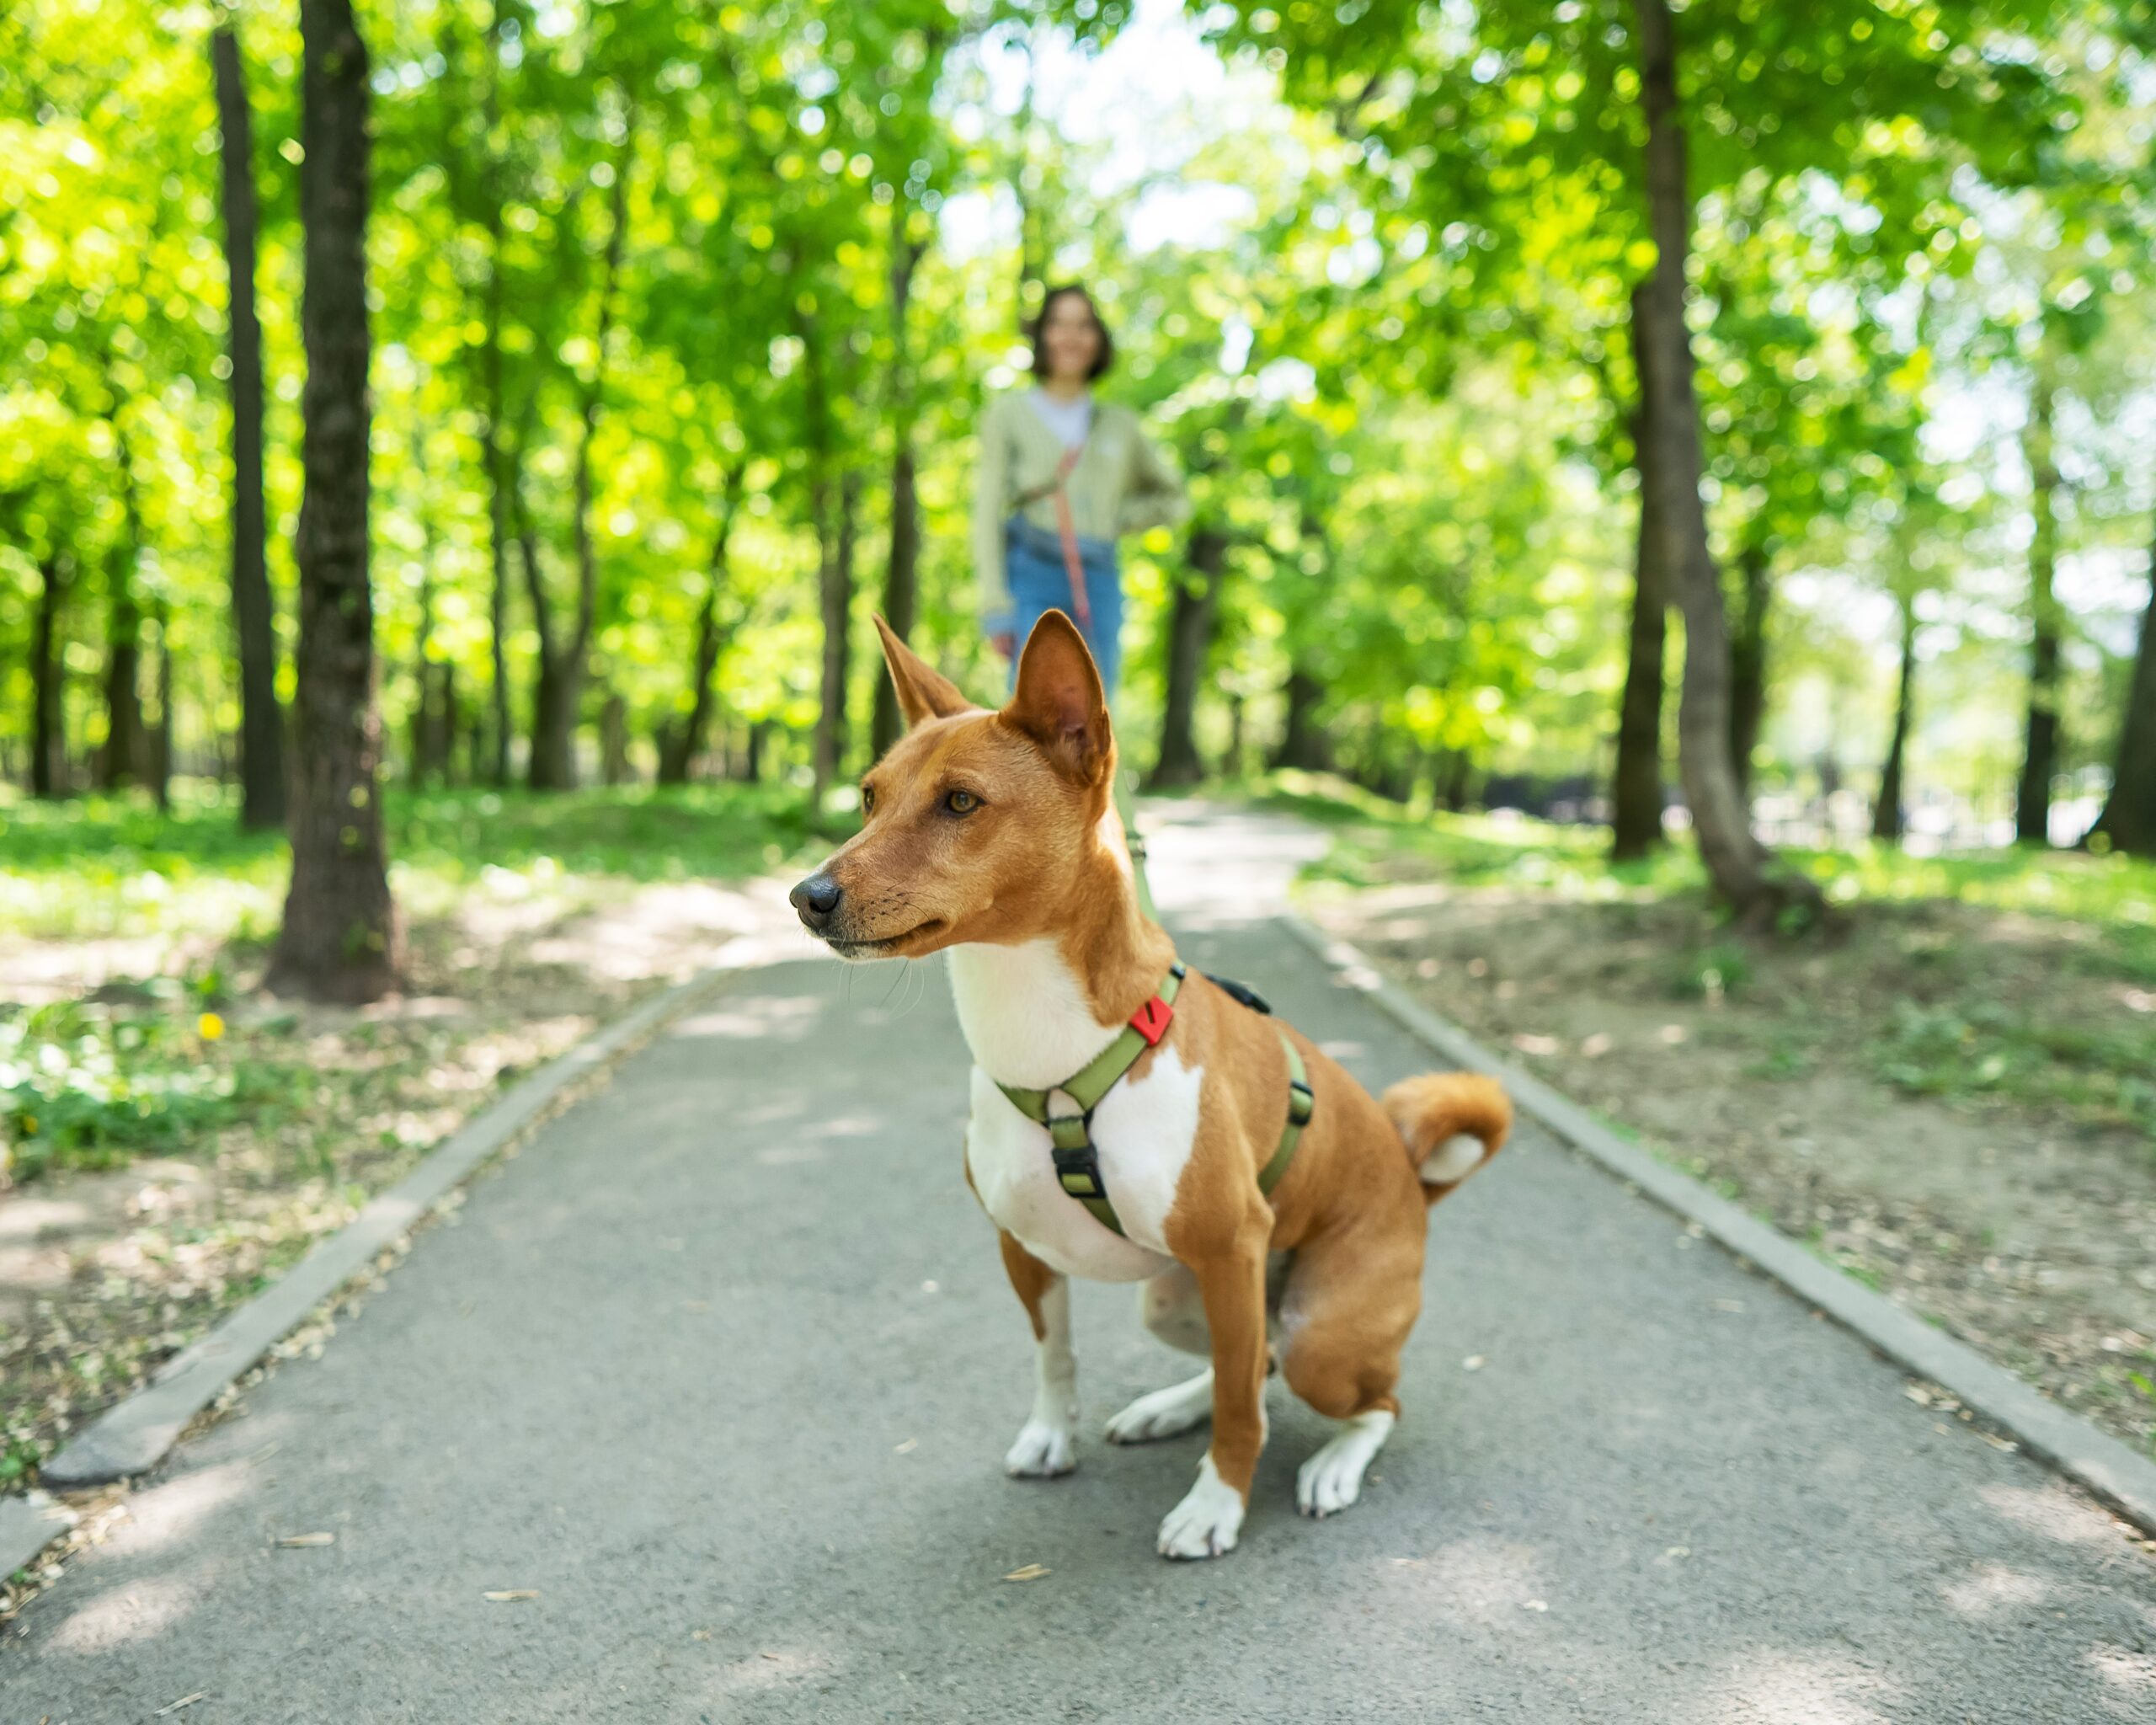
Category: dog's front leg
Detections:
[
  {"x1": 1155, "y1": 1232, "x2": 1268, "y2": 1559},
  {"x1": 998, "y1": 1230, "x2": 1078, "y2": 1477}
]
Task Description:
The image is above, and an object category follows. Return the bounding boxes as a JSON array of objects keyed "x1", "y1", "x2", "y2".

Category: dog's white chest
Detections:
[{"x1": 963, "y1": 1054, "x2": 1201, "y2": 1282}]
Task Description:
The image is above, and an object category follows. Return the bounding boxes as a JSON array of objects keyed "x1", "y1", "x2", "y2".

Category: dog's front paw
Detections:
[
  {"x1": 1155, "y1": 1457, "x2": 1245, "y2": 1560},
  {"x1": 1004, "y1": 1419, "x2": 1076, "y2": 1478}
]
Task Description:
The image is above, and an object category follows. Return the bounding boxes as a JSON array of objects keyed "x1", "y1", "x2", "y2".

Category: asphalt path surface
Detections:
[{"x1": 8, "y1": 808, "x2": 2154, "y2": 1722}]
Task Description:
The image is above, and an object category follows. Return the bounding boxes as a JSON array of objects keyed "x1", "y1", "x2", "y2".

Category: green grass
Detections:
[
  {"x1": 0, "y1": 778, "x2": 849, "y2": 1185},
  {"x1": 1265, "y1": 769, "x2": 2156, "y2": 1139},
  {"x1": 1260, "y1": 769, "x2": 2156, "y2": 939},
  {"x1": 0, "y1": 778, "x2": 851, "y2": 943}
]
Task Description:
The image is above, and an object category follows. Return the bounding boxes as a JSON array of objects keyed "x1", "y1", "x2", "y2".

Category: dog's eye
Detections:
[
  {"x1": 860, "y1": 785, "x2": 876, "y2": 816},
  {"x1": 944, "y1": 788, "x2": 979, "y2": 815}
]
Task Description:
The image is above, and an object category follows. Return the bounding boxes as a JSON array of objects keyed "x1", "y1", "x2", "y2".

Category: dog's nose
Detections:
[{"x1": 789, "y1": 873, "x2": 842, "y2": 930}]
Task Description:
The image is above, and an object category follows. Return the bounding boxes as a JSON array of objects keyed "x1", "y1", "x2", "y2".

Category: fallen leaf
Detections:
[
  {"x1": 483, "y1": 1589, "x2": 540, "y2": 1602},
  {"x1": 1661, "y1": 1546, "x2": 1690, "y2": 1562},
  {"x1": 1657, "y1": 1024, "x2": 1688, "y2": 1045},
  {"x1": 1522, "y1": 1599, "x2": 1549, "y2": 1612},
  {"x1": 692, "y1": 1630, "x2": 712, "y2": 1642},
  {"x1": 1580, "y1": 1033, "x2": 1613, "y2": 1058},
  {"x1": 1904, "y1": 1386, "x2": 1933, "y2": 1407},
  {"x1": 1462, "y1": 1355, "x2": 1486, "y2": 1371},
  {"x1": 275, "y1": 1532, "x2": 334, "y2": 1548},
  {"x1": 1511, "y1": 1033, "x2": 1561, "y2": 1056},
  {"x1": 894, "y1": 1437, "x2": 918, "y2": 1454},
  {"x1": 154, "y1": 1696, "x2": 207, "y2": 1718},
  {"x1": 1002, "y1": 1563, "x2": 1051, "y2": 1582},
  {"x1": 1978, "y1": 1431, "x2": 2019, "y2": 1453},
  {"x1": 1711, "y1": 1299, "x2": 1745, "y2": 1314}
]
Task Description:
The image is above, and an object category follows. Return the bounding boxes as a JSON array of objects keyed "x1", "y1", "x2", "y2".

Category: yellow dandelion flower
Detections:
[{"x1": 198, "y1": 1011, "x2": 227, "y2": 1042}]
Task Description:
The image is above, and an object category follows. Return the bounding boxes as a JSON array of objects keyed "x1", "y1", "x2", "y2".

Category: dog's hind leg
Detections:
[
  {"x1": 998, "y1": 1231, "x2": 1078, "y2": 1478},
  {"x1": 1106, "y1": 1367, "x2": 1214, "y2": 1444},
  {"x1": 1278, "y1": 1219, "x2": 1424, "y2": 1519}
]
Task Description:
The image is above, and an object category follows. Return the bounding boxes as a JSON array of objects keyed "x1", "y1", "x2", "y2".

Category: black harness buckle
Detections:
[
  {"x1": 1287, "y1": 1078, "x2": 1315, "y2": 1127},
  {"x1": 1051, "y1": 1143, "x2": 1109, "y2": 1200}
]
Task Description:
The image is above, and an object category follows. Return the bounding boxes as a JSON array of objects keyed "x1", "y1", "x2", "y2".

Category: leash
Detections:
[
  {"x1": 995, "y1": 963, "x2": 1315, "y2": 1238},
  {"x1": 1015, "y1": 441, "x2": 1094, "y2": 637}
]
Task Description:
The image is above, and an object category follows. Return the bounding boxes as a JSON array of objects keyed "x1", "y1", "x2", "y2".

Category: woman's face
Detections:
[{"x1": 1040, "y1": 294, "x2": 1102, "y2": 384}]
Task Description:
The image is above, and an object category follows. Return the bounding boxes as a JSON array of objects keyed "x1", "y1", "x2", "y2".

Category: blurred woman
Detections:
[{"x1": 972, "y1": 284, "x2": 1187, "y2": 698}]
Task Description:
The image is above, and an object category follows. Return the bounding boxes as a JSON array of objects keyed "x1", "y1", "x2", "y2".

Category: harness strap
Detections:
[
  {"x1": 1013, "y1": 441, "x2": 1093, "y2": 636},
  {"x1": 995, "y1": 964, "x2": 1314, "y2": 1239}
]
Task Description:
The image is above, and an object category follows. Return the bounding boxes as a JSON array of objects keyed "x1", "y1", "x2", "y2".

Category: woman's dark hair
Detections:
[{"x1": 1030, "y1": 284, "x2": 1114, "y2": 381}]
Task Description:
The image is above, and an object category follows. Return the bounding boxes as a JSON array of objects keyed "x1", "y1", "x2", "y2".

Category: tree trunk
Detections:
[
  {"x1": 100, "y1": 401, "x2": 148, "y2": 791},
  {"x1": 1872, "y1": 596, "x2": 1917, "y2": 843},
  {"x1": 2090, "y1": 519, "x2": 2156, "y2": 857},
  {"x1": 1150, "y1": 525, "x2": 1226, "y2": 788},
  {"x1": 213, "y1": 22, "x2": 286, "y2": 830},
  {"x1": 416, "y1": 660, "x2": 456, "y2": 787},
  {"x1": 2017, "y1": 370, "x2": 2063, "y2": 846},
  {"x1": 1728, "y1": 539, "x2": 1769, "y2": 799},
  {"x1": 528, "y1": 119, "x2": 632, "y2": 793},
  {"x1": 268, "y1": 0, "x2": 399, "y2": 1004},
  {"x1": 658, "y1": 477, "x2": 739, "y2": 786},
  {"x1": 149, "y1": 611, "x2": 172, "y2": 810},
  {"x1": 799, "y1": 291, "x2": 850, "y2": 803},
  {"x1": 600, "y1": 690, "x2": 630, "y2": 785},
  {"x1": 813, "y1": 471, "x2": 861, "y2": 798},
  {"x1": 872, "y1": 231, "x2": 927, "y2": 760},
  {"x1": 30, "y1": 553, "x2": 71, "y2": 798},
  {"x1": 1630, "y1": 0, "x2": 1813, "y2": 922},
  {"x1": 1273, "y1": 664, "x2": 1330, "y2": 772},
  {"x1": 1611, "y1": 303, "x2": 1668, "y2": 861},
  {"x1": 1440, "y1": 749, "x2": 1474, "y2": 813},
  {"x1": 482, "y1": 0, "x2": 512, "y2": 788}
]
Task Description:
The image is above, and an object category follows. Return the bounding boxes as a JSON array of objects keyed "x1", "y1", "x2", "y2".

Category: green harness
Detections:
[{"x1": 995, "y1": 961, "x2": 1315, "y2": 1237}]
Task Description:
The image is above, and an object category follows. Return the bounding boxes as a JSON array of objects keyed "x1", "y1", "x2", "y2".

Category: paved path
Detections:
[{"x1": 8, "y1": 809, "x2": 2155, "y2": 1722}]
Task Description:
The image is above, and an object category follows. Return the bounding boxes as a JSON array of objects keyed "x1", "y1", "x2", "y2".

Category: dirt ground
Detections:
[
  {"x1": 1308, "y1": 877, "x2": 2156, "y2": 1461},
  {"x1": 0, "y1": 874, "x2": 799, "y2": 1493}
]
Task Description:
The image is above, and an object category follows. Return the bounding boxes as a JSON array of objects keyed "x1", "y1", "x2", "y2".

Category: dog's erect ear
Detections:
[
  {"x1": 873, "y1": 615, "x2": 973, "y2": 730},
  {"x1": 1001, "y1": 611, "x2": 1112, "y2": 784}
]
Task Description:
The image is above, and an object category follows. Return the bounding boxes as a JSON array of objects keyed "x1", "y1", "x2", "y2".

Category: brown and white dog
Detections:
[{"x1": 789, "y1": 611, "x2": 1512, "y2": 1559}]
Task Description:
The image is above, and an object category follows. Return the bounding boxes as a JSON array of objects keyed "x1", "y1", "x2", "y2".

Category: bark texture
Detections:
[
  {"x1": 2090, "y1": 521, "x2": 2156, "y2": 857},
  {"x1": 2017, "y1": 371, "x2": 2063, "y2": 846},
  {"x1": 528, "y1": 121, "x2": 632, "y2": 791},
  {"x1": 1150, "y1": 525, "x2": 1227, "y2": 788},
  {"x1": 872, "y1": 232, "x2": 927, "y2": 761},
  {"x1": 1630, "y1": 0, "x2": 1814, "y2": 921},
  {"x1": 658, "y1": 474, "x2": 740, "y2": 786},
  {"x1": 1728, "y1": 539, "x2": 1769, "y2": 798},
  {"x1": 1611, "y1": 293, "x2": 1668, "y2": 861},
  {"x1": 31, "y1": 553, "x2": 72, "y2": 798},
  {"x1": 268, "y1": 0, "x2": 400, "y2": 1003},
  {"x1": 1872, "y1": 597, "x2": 1917, "y2": 843},
  {"x1": 482, "y1": 0, "x2": 512, "y2": 787},
  {"x1": 213, "y1": 23, "x2": 286, "y2": 830}
]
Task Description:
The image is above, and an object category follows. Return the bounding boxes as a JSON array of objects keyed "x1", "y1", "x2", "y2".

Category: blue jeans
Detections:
[{"x1": 995, "y1": 516, "x2": 1124, "y2": 697}]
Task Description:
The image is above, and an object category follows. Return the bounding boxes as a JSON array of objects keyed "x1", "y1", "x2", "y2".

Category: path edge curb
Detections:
[
  {"x1": 1278, "y1": 911, "x2": 2156, "y2": 1541},
  {"x1": 5, "y1": 936, "x2": 789, "y2": 1579}
]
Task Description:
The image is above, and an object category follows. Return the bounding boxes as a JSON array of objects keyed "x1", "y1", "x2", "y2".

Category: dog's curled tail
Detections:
[{"x1": 1381, "y1": 1072, "x2": 1513, "y2": 1202}]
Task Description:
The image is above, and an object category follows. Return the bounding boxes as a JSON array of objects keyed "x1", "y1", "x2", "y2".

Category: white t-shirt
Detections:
[{"x1": 1027, "y1": 388, "x2": 1092, "y2": 450}]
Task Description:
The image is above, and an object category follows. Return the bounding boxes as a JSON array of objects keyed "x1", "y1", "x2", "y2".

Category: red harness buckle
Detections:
[{"x1": 1129, "y1": 995, "x2": 1174, "y2": 1047}]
